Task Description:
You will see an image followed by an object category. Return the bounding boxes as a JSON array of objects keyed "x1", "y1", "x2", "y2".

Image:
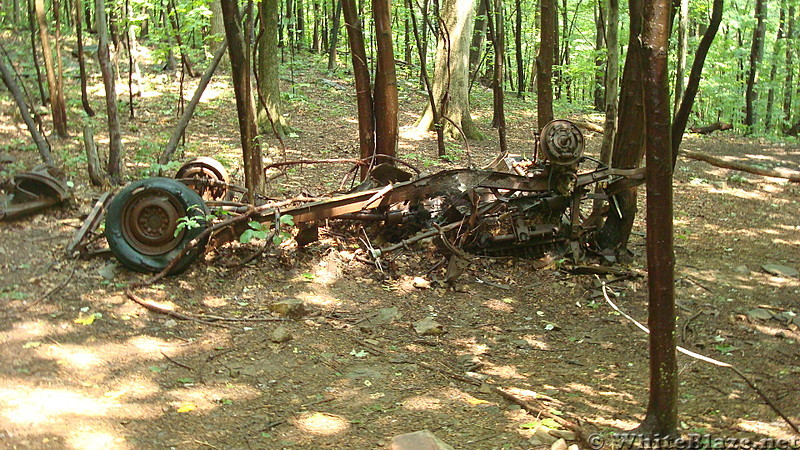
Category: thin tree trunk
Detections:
[
  {"x1": 486, "y1": 0, "x2": 507, "y2": 152},
  {"x1": 514, "y1": 0, "x2": 524, "y2": 98},
  {"x1": 637, "y1": 0, "x2": 677, "y2": 437},
  {"x1": 83, "y1": 125, "x2": 106, "y2": 186},
  {"x1": 744, "y1": 0, "x2": 767, "y2": 132},
  {"x1": 159, "y1": 43, "x2": 228, "y2": 165},
  {"x1": 599, "y1": 0, "x2": 618, "y2": 167},
  {"x1": 53, "y1": 0, "x2": 67, "y2": 132},
  {"x1": 97, "y1": 0, "x2": 124, "y2": 183},
  {"x1": 313, "y1": 0, "x2": 321, "y2": 52},
  {"x1": 327, "y1": 0, "x2": 342, "y2": 70},
  {"x1": 468, "y1": 0, "x2": 487, "y2": 73},
  {"x1": 0, "y1": 58, "x2": 54, "y2": 166},
  {"x1": 593, "y1": 1, "x2": 606, "y2": 111},
  {"x1": 168, "y1": 0, "x2": 197, "y2": 77},
  {"x1": 673, "y1": 0, "x2": 688, "y2": 114},
  {"x1": 35, "y1": 0, "x2": 68, "y2": 138},
  {"x1": 75, "y1": 0, "x2": 95, "y2": 116},
  {"x1": 536, "y1": 0, "x2": 556, "y2": 132},
  {"x1": 257, "y1": 0, "x2": 289, "y2": 137},
  {"x1": 783, "y1": 6, "x2": 796, "y2": 129},
  {"x1": 341, "y1": 0, "x2": 374, "y2": 179},
  {"x1": 372, "y1": 0, "x2": 398, "y2": 162},
  {"x1": 296, "y1": 0, "x2": 305, "y2": 48},
  {"x1": 765, "y1": 3, "x2": 787, "y2": 131},
  {"x1": 671, "y1": 0, "x2": 723, "y2": 167},
  {"x1": 27, "y1": 0, "x2": 47, "y2": 106}
]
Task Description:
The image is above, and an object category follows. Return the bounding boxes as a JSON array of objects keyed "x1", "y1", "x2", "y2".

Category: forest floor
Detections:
[{"x1": 1, "y1": 39, "x2": 800, "y2": 449}]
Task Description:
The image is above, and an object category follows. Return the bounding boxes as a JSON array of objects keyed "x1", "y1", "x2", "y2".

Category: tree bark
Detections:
[
  {"x1": 485, "y1": 0, "x2": 506, "y2": 153},
  {"x1": 75, "y1": 0, "x2": 95, "y2": 116},
  {"x1": 327, "y1": 0, "x2": 342, "y2": 70},
  {"x1": 83, "y1": 125, "x2": 106, "y2": 186},
  {"x1": 257, "y1": 0, "x2": 289, "y2": 137},
  {"x1": 744, "y1": 0, "x2": 767, "y2": 132},
  {"x1": 599, "y1": 0, "x2": 618, "y2": 168},
  {"x1": 765, "y1": 3, "x2": 786, "y2": 131},
  {"x1": 673, "y1": 0, "x2": 688, "y2": 115},
  {"x1": 783, "y1": 6, "x2": 796, "y2": 129},
  {"x1": 159, "y1": 43, "x2": 229, "y2": 165},
  {"x1": 209, "y1": 0, "x2": 229, "y2": 66},
  {"x1": 514, "y1": 0, "x2": 524, "y2": 98},
  {"x1": 596, "y1": 0, "x2": 645, "y2": 256},
  {"x1": 536, "y1": 0, "x2": 556, "y2": 132},
  {"x1": 0, "y1": 58, "x2": 54, "y2": 166},
  {"x1": 468, "y1": 0, "x2": 487, "y2": 73},
  {"x1": 341, "y1": 0, "x2": 374, "y2": 179},
  {"x1": 593, "y1": 1, "x2": 606, "y2": 111},
  {"x1": 97, "y1": 0, "x2": 124, "y2": 183},
  {"x1": 638, "y1": 0, "x2": 677, "y2": 437},
  {"x1": 671, "y1": 0, "x2": 722, "y2": 167},
  {"x1": 221, "y1": 0, "x2": 262, "y2": 202},
  {"x1": 27, "y1": 0, "x2": 48, "y2": 106},
  {"x1": 415, "y1": 0, "x2": 483, "y2": 140},
  {"x1": 35, "y1": 0, "x2": 68, "y2": 138},
  {"x1": 372, "y1": 0, "x2": 399, "y2": 161}
]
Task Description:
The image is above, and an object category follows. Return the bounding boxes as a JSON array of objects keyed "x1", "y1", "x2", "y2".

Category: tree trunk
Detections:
[
  {"x1": 415, "y1": 0, "x2": 483, "y2": 140},
  {"x1": 83, "y1": 125, "x2": 106, "y2": 186},
  {"x1": 514, "y1": 0, "x2": 524, "y2": 98},
  {"x1": 221, "y1": 0, "x2": 262, "y2": 202},
  {"x1": 599, "y1": 0, "x2": 618, "y2": 168},
  {"x1": 313, "y1": 0, "x2": 321, "y2": 52},
  {"x1": 0, "y1": 58, "x2": 54, "y2": 166},
  {"x1": 296, "y1": 0, "x2": 305, "y2": 48},
  {"x1": 341, "y1": 0, "x2": 374, "y2": 179},
  {"x1": 257, "y1": 0, "x2": 289, "y2": 137},
  {"x1": 486, "y1": 0, "x2": 507, "y2": 152},
  {"x1": 97, "y1": 0, "x2": 124, "y2": 183},
  {"x1": 27, "y1": 0, "x2": 48, "y2": 106},
  {"x1": 75, "y1": 0, "x2": 95, "y2": 116},
  {"x1": 536, "y1": 0, "x2": 556, "y2": 132},
  {"x1": 209, "y1": 0, "x2": 229, "y2": 66},
  {"x1": 168, "y1": 0, "x2": 196, "y2": 77},
  {"x1": 744, "y1": 0, "x2": 767, "y2": 132},
  {"x1": 159, "y1": 43, "x2": 228, "y2": 165},
  {"x1": 593, "y1": 1, "x2": 606, "y2": 111},
  {"x1": 765, "y1": 3, "x2": 786, "y2": 131},
  {"x1": 671, "y1": 0, "x2": 723, "y2": 167},
  {"x1": 468, "y1": 0, "x2": 487, "y2": 73},
  {"x1": 327, "y1": 0, "x2": 342, "y2": 70},
  {"x1": 673, "y1": 0, "x2": 688, "y2": 115},
  {"x1": 596, "y1": 0, "x2": 645, "y2": 256},
  {"x1": 638, "y1": 0, "x2": 677, "y2": 436},
  {"x1": 35, "y1": 0, "x2": 68, "y2": 138},
  {"x1": 372, "y1": 0, "x2": 399, "y2": 162},
  {"x1": 783, "y1": 6, "x2": 796, "y2": 129}
]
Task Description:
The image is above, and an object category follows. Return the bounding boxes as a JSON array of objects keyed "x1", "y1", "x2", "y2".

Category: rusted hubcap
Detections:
[{"x1": 121, "y1": 189, "x2": 184, "y2": 255}]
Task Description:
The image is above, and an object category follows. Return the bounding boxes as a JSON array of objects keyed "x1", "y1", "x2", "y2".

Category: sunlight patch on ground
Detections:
[
  {"x1": 202, "y1": 295, "x2": 228, "y2": 308},
  {"x1": 483, "y1": 298, "x2": 515, "y2": 313},
  {"x1": 67, "y1": 428, "x2": 127, "y2": 450},
  {"x1": 297, "y1": 290, "x2": 342, "y2": 307},
  {"x1": 519, "y1": 336, "x2": 550, "y2": 350},
  {"x1": 736, "y1": 420, "x2": 799, "y2": 440},
  {"x1": 481, "y1": 364, "x2": 525, "y2": 379},
  {"x1": 0, "y1": 386, "x2": 119, "y2": 425},
  {"x1": 2, "y1": 320, "x2": 56, "y2": 343},
  {"x1": 399, "y1": 126, "x2": 430, "y2": 142},
  {"x1": 401, "y1": 395, "x2": 442, "y2": 411},
  {"x1": 293, "y1": 411, "x2": 350, "y2": 436},
  {"x1": 128, "y1": 335, "x2": 181, "y2": 355},
  {"x1": 44, "y1": 344, "x2": 104, "y2": 370},
  {"x1": 452, "y1": 337, "x2": 490, "y2": 356}
]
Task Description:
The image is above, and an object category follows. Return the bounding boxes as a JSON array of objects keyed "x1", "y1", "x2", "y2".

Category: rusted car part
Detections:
[
  {"x1": 66, "y1": 192, "x2": 113, "y2": 258},
  {"x1": 174, "y1": 156, "x2": 231, "y2": 201},
  {"x1": 104, "y1": 120, "x2": 645, "y2": 273},
  {"x1": 0, "y1": 167, "x2": 69, "y2": 220}
]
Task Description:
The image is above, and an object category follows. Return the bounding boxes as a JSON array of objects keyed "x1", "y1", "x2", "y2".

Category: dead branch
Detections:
[
  {"x1": 161, "y1": 350, "x2": 195, "y2": 370},
  {"x1": 601, "y1": 283, "x2": 800, "y2": 435},
  {"x1": 689, "y1": 122, "x2": 733, "y2": 134},
  {"x1": 21, "y1": 260, "x2": 77, "y2": 311},
  {"x1": 681, "y1": 150, "x2": 800, "y2": 183},
  {"x1": 573, "y1": 120, "x2": 604, "y2": 134}
]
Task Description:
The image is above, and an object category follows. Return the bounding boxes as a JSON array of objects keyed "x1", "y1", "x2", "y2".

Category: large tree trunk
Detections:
[
  {"x1": 35, "y1": 0, "x2": 68, "y2": 138},
  {"x1": 341, "y1": 0, "x2": 374, "y2": 179},
  {"x1": 221, "y1": 0, "x2": 262, "y2": 202},
  {"x1": 744, "y1": 0, "x2": 767, "y2": 132},
  {"x1": 27, "y1": 0, "x2": 48, "y2": 106},
  {"x1": 599, "y1": 0, "x2": 618, "y2": 168},
  {"x1": 209, "y1": 0, "x2": 229, "y2": 66},
  {"x1": 487, "y1": 0, "x2": 507, "y2": 152},
  {"x1": 74, "y1": 0, "x2": 95, "y2": 116},
  {"x1": 0, "y1": 59, "x2": 54, "y2": 166},
  {"x1": 257, "y1": 0, "x2": 289, "y2": 137},
  {"x1": 97, "y1": 0, "x2": 124, "y2": 183},
  {"x1": 638, "y1": 0, "x2": 677, "y2": 437},
  {"x1": 415, "y1": 0, "x2": 483, "y2": 140},
  {"x1": 671, "y1": 0, "x2": 723, "y2": 167},
  {"x1": 372, "y1": 0, "x2": 398, "y2": 161},
  {"x1": 536, "y1": 0, "x2": 556, "y2": 132},
  {"x1": 673, "y1": 0, "x2": 688, "y2": 114},
  {"x1": 468, "y1": 0, "x2": 487, "y2": 73},
  {"x1": 596, "y1": 0, "x2": 645, "y2": 257}
]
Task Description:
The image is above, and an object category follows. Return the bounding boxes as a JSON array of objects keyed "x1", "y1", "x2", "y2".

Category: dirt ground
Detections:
[{"x1": 1, "y1": 44, "x2": 800, "y2": 449}]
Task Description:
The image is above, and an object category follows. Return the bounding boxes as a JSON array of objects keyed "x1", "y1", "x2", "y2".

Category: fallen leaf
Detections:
[{"x1": 177, "y1": 403, "x2": 197, "y2": 413}]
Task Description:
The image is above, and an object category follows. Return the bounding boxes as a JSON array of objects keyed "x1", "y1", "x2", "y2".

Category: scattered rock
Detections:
[
  {"x1": 513, "y1": 339, "x2": 532, "y2": 349},
  {"x1": 163, "y1": 319, "x2": 177, "y2": 328},
  {"x1": 346, "y1": 367, "x2": 384, "y2": 380},
  {"x1": 478, "y1": 383, "x2": 493, "y2": 394},
  {"x1": 360, "y1": 307, "x2": 401, "y2": 330},
  {"x1": 414, "y1": 317, "x2": 445, "y2": 336},
  {"x1": 270, "y1": 326, "x2": 292, "y2": 343},
  {"x1": 794, "y1": 316, "x2": 800, "y2": 328},
  {"x1": 268, "y1": 299, "x2": 306, "y2": 318},
  {"x1": 568, "y1": 445, "x2": 580, "y2": 450},
  {"x1": 734, "y1": 265, "x2": 750, "y2": 275},
  {"x1": 761, "y1": 264, "x2": 799, "y2": 278},
  {"x1": 746, "y1": 308, "x2": 773, "y2": 321},
  {"x1": 551, "y1": 438, "x2": 568, "y2": 450},
  {"x1": 98, "y1": 263, "x2": 117, "y2": 280},
  {"x1": 775, "y1": 311, "x2": 797, "y2": 322},
  {"x1": 528, "y1": 427, "x2": 558, "y2": 446},
  {"x1": 390, "y1": 430, "x2": 454, "y2": 450},
  {"x1": 412, "y1": 276, "x2": 432, "y2": 289},
  {"x1": 548, "y1": 429, "x2": 576, "y2": 441}
]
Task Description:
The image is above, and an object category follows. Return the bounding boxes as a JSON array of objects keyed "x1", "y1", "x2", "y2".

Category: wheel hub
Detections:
[{"x1": 121, "y1": 190, "x2": 184, "y2": 255}]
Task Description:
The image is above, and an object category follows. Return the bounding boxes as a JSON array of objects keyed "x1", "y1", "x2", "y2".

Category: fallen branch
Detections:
[
  {"x1": 681, "y1": 150, "x2": 800, "y2": 183},
  {"x1": 573, "y1": 120, "x2": 604, "y2": 134},
  {"x1": 689, "y1": 122, "x2": 733, "y2": 134},
  {"x1": 601, "y1": 282, "x2": 800, "y2": 435},
  {"x1": 161, "y1": 350, "x2": 195, "y2": 371},
  {"x1": 21, "y1": 260, "x2": 77, "y2": 311}
]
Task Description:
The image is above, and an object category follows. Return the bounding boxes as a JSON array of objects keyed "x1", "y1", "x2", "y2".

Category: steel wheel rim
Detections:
[{"x1": 120, "y1": 188, "x2": 185, "y2": 256}]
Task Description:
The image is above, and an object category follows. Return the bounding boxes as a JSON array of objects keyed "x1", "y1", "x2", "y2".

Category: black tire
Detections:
[{"x1": 105, "y1": 177, "x2": 209, "y2": 274}]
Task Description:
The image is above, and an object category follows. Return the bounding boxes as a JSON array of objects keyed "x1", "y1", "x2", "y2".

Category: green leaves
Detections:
[{"x1": 239, "y1": 214, "x2": 295, "y2": 245}]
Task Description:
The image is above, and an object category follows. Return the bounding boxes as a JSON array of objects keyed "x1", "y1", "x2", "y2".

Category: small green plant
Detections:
[
  {"x1": 239, "y1": 214, "x2": 294, "y2": 245},
  {"x1": 174, "y1": 206, "x2": 231, "y2": 237}
]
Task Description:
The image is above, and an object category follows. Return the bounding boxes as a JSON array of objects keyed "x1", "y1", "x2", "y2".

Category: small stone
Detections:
[
  {"x1": 734, "y1": 265, "x2": 750, "y2": 275},
  {"x1": 548, "y1": 429, "x2": 576, "y2": 441},
  {"x1": 163, "y1": 319, "x2": 177, "y2": 328},
  {"x1": 528, "y1": 428, "x2": 558, "y2": 446},
  {"x1": 775, "y1": 311, "x2": 796, "y2": 322},
  {"x1": 746, "y1": 308, "x2": 773, "y2": 321},
  {"x1": 551, "y1": 438, "x2": 568, "y2": 450},
  {"x1": 270, "y1": 326, "x2": 292, "y2": 343},
  {"x1": 762, "y1": 264, "x2": 799, "y2": 278},
  {"x1": 793, "y1": 316, "x2": 800, "y2": 328},
  {"x1": 268, "y1": 299, "x2": 306, "y2": 318},
  {"x1": 478, "y1": 383, "x2": 493, "y2": 394},
  {"x1": 568, "y1": 445, "x2": 580, "y2": 450},
  {"x1": 414, "y1": 317, "x2": 445, "y2": 336},
  {"x1": 390, "y1": 430, "x2": 454, "y2": 450},
  {"x1": 513, "y1": 339, "x2": 532, "y2": 349},
  {"x1": 412, "y1": 276, "x2": 431, "y2": 289},
  {"x1": 98, "y1": 263, "x2": 117, "y2": 280}
]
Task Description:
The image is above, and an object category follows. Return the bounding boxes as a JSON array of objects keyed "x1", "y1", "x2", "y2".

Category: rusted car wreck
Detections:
[{"x1": 96, "y1": 120, "x2": 644, "y2": 275}]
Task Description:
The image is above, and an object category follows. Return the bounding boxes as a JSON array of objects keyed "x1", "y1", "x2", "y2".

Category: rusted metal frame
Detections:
[
  {"x1": 67, "y1": 191, "x2": 113, "y2": 257},
  {"x1": 0, "y1": 197, "x2": 61, "y2": 220}
]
